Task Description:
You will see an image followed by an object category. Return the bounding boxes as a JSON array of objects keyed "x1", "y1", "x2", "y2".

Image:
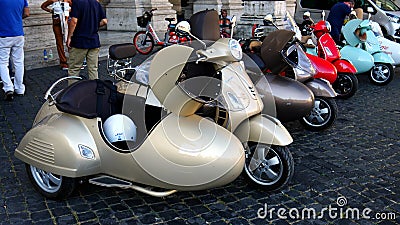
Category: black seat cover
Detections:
[{"x1": 55, "y1": 80, "x2": 122, "y2": 121}]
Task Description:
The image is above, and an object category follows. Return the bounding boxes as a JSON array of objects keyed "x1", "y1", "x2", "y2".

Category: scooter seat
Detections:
[
  {"x1": 55, "y1": 79, "x2": 123, "y2": 121},
  {"x1": 109, "y1": 43, "x2": 136, "y2": 60}
]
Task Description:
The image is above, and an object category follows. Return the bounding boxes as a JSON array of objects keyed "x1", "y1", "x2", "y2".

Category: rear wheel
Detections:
[
  {"x1": 244, "y1": 143, "x2": 294, "y2": 191},
  {"x1": 300, "y1": 97, "x2": 337, "y2": 131},
  {"x1": 133, "y1": 31, "x2": 154, "y2": 55},
  {"x1": 333, "y1": 73, "x2": 358, "y2": 99},
  {"x1": 369, "y1": 63, "x2": 394, "y2": 86},
  {"x1": 26, "y1": 164, "x2": 76, "y2": 200}
]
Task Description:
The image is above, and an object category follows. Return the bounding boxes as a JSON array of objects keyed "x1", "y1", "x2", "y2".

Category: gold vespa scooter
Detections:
[
  {"x1": 109, "y1": 10, "x2": 295, "y2": 191},
  {"x1": 15, "y1": 11, "x2": 293, "y2": 200}
]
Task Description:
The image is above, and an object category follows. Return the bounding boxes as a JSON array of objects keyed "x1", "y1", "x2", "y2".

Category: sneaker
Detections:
[
  {"x1": 14, "y1": 92, "x2": 24, "y2": 97},
  {"x1": 4, "y1": 91, "x2": 14, "y2": 101}
]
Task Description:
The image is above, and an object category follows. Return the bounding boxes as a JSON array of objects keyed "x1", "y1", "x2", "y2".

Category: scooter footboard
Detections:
[
  {"x1": 233, "y1": 114, "x2": 293, "y2": 146},
  {"x1": 15, "y1": 114, "x2": 101, "y2": 178},
  {"x1": 305, "y1": 78, "x2": 337, "y2": 98}
]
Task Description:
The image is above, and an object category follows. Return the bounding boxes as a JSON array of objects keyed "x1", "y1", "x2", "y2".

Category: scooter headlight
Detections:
[{"x1": 229, "y1": 39, "x2": 242, "y2": 60}]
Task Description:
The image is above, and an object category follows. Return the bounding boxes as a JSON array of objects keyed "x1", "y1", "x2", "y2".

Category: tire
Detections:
[
  {"x1": 26, "y1": 164, "x2": 76, "y2": 200},
  {"x1": 244, "y1": 143, "x2": 294, "y2": 191},
  {"x1": 133, "y1": 31, "x2": 154, "y2": 55},
  {"x1": 369, "y1": 63, "x2": 394, "y2": 86},
  {"x1": 333, "y1": 73, "x2": 358, "y2": 99},
  {"x1": 300, "y1": 97, "x2": 338, "y2": 131}
]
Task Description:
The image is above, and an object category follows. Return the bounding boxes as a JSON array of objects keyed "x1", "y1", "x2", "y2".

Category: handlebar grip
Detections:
[{"x1": 151, "y1": 8, "x2": 157, "y2": 12}]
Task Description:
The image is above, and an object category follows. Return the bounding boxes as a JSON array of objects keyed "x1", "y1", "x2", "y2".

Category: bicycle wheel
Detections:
[{"x1": 133, "y1": 31, "x2": 154, "y2": 55}]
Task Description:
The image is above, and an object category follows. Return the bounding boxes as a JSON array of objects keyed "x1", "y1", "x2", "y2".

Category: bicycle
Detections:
[{"x1": 133, "y1": 9, "x2": 190, "y2": 55}]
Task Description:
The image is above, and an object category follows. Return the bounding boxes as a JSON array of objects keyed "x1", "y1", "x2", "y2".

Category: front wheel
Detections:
[
  {"x1": 300, "y1": 97, "x2": 338, "y2": 131},
  {"x1": 333, "y1": 73, "x2": 358, "y2": 99},
  {"x1": 244, "y1": 143, "x2": 294, "y2": 191},
  {"x1": 369, "y1": 63, "x2": 394, "y2": 86},
  {"x1": 133, "y1": 31, "x2": 154, "y2": 55},
  {"x1": 26, "y1": 164, "x2": 76, "y2": 200}
]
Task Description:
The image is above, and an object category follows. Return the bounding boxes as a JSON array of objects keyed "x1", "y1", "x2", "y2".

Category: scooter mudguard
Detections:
[
  {"x1": 332, "y1": 59, "x2": 357, "y2": 74},
  {"x1": 340, "y1": 45, "x2": 374, "y2": 74},
  {"x1": 307, "y1": 53, "x2": 338, "y2": 84},
  {"x1": 234, "y1": 114, "x2": 293, "y2": 146},
  {"x1": 372, "y1": 51, "x2": 395, "y2": 64},
  {"x1": 305, "y1": 78, "x2": 337, "y2": 98},
  {"x1": 15, "y1": 114, "x2": 101, "y2": 178}
]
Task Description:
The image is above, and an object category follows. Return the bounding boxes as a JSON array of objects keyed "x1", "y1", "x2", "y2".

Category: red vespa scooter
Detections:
[{"x1": 310, "y1": 20, "x2": 358, "y2": 99}]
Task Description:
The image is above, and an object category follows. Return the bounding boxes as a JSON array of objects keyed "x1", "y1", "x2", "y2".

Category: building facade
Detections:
[{"x1": 23, "y1": 0, "x2": 296, "y2": 69}]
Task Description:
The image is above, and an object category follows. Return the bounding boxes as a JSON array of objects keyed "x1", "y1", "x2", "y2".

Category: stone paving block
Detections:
[{"x1": 0, "y1": 58, "x2": 399, "y2": 225}]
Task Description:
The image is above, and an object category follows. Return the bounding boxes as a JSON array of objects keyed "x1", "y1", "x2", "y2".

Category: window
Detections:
[
  {"x1": 300, "y1": 0, "x2": 339, "y2": 10},
  {"x1": 371, "y1": 0, "x2": 400, "y2": 11}
]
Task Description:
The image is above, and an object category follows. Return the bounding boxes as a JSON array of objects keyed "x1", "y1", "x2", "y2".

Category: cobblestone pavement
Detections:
[{"x1": 0, "y1": 54, "x2": 399, "y2": 224}]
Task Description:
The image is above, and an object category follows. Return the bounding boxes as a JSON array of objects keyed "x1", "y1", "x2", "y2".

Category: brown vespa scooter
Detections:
[{"x1": 15, "y1": 11, "x2": 294, "y2": 200}]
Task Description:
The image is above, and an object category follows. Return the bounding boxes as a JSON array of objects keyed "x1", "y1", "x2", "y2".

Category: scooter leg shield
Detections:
[
  {"x1": 15, "y1": 114, "x2": 101, "y2": 178},
  {"x1": 233, "y1": 114, "x2": 293, "y2": 146},
  {"x1": 305, "y1": 78, "x2": 337, "y2": 98}
]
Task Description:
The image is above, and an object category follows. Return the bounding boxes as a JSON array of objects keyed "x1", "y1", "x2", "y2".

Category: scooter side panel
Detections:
[
  {"x1": 305, "y1": 78, "x2": 337, "y2": 98},
  {"x1": 129, "y1": 113, "x2": 245, "y2": 190},
  {"x1": 372, "y1": 52, "x2": 395, "y2": 64},
  {"x1": 259, "y1": 74, "x2": 314, "y2": 122},
  {"x1": 331, "y1": 59, "x2": 357, "y2": 74},
  {"x1": 15, "y1": 114, "x2": 101, "y2": 178},
  {"x1": 234, "y1": 114, "x2": 293, "y2": 146},
  {"x1": 340, "y1": 46, "x2": 374, "y2": 74}
]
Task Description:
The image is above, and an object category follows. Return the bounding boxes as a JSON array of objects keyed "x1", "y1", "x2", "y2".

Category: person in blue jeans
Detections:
[
  {"x1": 327, "y1": 0, "x2": 355, "y2": 45},
  {"x1": 0, "y1": 0, "x2": 30, "y2": 101}
]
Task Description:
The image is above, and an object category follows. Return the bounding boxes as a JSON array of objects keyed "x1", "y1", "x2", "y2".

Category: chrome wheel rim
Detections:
[
  {"x1": 303, "y1": 98, "x2": 331, "y2": 127},
  {"x1": 245, "y1": 145, "x2": 283, "y2": 185},
  {"x1": 30, "y1": 165, "x2": 62, "y2": 193},
  {"x1": 371, "y1": 64, "x2": 390, "y2": 83}
]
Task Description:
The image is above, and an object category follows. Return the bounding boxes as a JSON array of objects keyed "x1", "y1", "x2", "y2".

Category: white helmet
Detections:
[
  {"x1": 103, "y1": 114, "x2": 137, "y2": 144},
  {"x1": 176, "y1": 21, "x2": 191, "y2": 34},
  {"x1": 303, "y1": 11, "x2": 311, "y2": 17}
]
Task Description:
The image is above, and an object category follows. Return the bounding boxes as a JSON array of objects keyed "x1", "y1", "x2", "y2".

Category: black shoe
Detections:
[
  {"x1": 14, "y1": 93, "x2": 24, "y2": 97},
  {"x1": 4, "y1": 91, "x2": 14, "y2": 101}
]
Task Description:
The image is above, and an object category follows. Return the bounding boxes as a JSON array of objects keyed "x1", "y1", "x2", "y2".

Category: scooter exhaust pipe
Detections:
[{"x1": 89, "y1": 175, "x2": 177, "y2": 197}]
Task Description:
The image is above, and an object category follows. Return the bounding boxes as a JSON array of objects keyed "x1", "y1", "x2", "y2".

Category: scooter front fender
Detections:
[
  {"x1": 305, "y1": 78, "x2": 337, "y2": 98},
  {"x1": 332, "y1": 59, "x2": 357, "y2": 74},
  {"x1": 234, "y1": 114, "x2": 293, "y2": 146},
  {"x1": 372, "y1": 51, "x2": 395, "y2": 64},
  {"x1": 308, "y1": 54, "x2": 338, "y2": 84},
  {"x1": 15, "y1": 114, "x2": 101, "y2": 178}
]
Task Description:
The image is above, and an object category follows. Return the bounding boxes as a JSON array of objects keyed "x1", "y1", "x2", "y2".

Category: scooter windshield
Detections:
[{"x1": 282, "y1": 42, "x2": 316, "y2": 80}]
